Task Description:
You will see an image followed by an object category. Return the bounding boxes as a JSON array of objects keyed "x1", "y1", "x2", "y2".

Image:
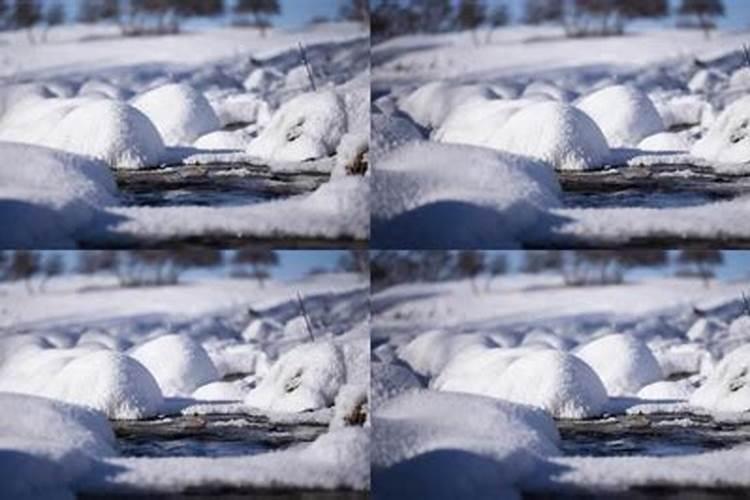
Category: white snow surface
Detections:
[
  {"x1": 691, "y1": 95, "x2": 750, "y2": 164},
  {"x1": 398, "y1": 81, "x2": 496, "y2": 129},
  {"x1": 690, "y1": 344, "x2": 750, "y2": 413}
]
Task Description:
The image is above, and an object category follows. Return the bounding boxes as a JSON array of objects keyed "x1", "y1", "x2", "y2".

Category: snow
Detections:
[
  {"x1": 690, "y1": 344, "x2": 750, "y2": 413},
  {"x1": 192, "y1": 380, "x2": 248, "y2": 402},
  {"x1": 132, "y1": 83, "x2": 220, "y2": 146},
  {"x1": 491, "y1": 349, "x2": 608, "y2": 419},
  {"x1": 433, "y1": 98, "x2": 534, "y2": 147},
  {"x1": 637, "y1": 380, "x2": 694, "y2": 401},
  {"x1": 207, "y1": 91, "x2": 271, "y2": 128},
  {"x1": 245, "y1": 341, "x2": 347, "y2": 413},
  {"x1": 0, "y1": 142, "x2": 117, "y2": 248},
  {"x1": 397, "y1": 330, "x2": 494, "y2": 378},
  {"x1": 0, "y1": 98, "x2": 165, "y2": 168},
  {"x1": 432, "y1": 346, "x2": 523, "y2": 395},
  {"x1": 246, "y1": 89, "x2": 347, "y2": 162},
  {"x1": 397, "y1": 81, "x2": 496, "y2": 129},
  {"x1": 130, "y1": 334, "x2": 219, "y2": 397},
  {"x1": 240, "y1": 318, "x2": 284, "y2": 343},
  {"x1": 576, "y1": 85, "x2": 665, "y2": 148},
  {"x1": 489, "y1": 101, "x2": 611, "y2": 171},
  {"x1": 691, "y1": 95, "x2": 750, "y2": 165},
  {"x1": 43, "y1": 351, "x2": 164, "y2": 420},
  {"x1": 638, "y1": 132, "x2": 690, "y2": 152},
  {"x1": 576, "y1": 333, "x2": 664, "y2": 396},
  {"x1": 371, "y1": 361, "x2": 423, "y2": 409},
  {"x1": 372, "y1": 141, "x2": 561, "y2": 247},
  {"x1": 330, "y1": 383, "x2": 369, "y2": 429},
  {"x1": 370, "y1": 112, "x2": 423, "y2": 161},
  {"x1": 192, "y1": 130, "x2": 247, "y2": 150},
  {"x1": 688, "y1": 68, "x2": 726, "y2": 94}
]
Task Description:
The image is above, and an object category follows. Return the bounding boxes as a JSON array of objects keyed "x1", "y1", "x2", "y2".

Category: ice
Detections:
[
  {"x1": 488, "y1": 101, "x2": 610, "y2": 171},
  {"x1": 132, "y1": 83, "x2": 220, "y2": 147},
  {"x1": 691, "y1": 95, "x2": 750, "y2": 165},
  {"x1": 638, "y1": 132, "x2": 690, "y2": 152},
  {"x1": 491, "y1": 350, "x2": 608, "y2": 419},
  {"x1": 245, "y1": 341, "x2": 347, "y2": 413},
  {"x1": 576, "y1": 333, "x2": 663, "y2": 396},
  {"x1": 246, "y1": 89, "x2": 347, "y2": 162},
  {"x1": 398, "y1": 81, "x2": 496, "y2": 129},
  {"x1": 43, "y1": 351, "x2": 164, "y2": 420},
  {"x1": 691, "y1": 344, "x2": 750, "y2": 413},
  {"x1": 577, "y1": 85, "x2": 665, "y2": 148},
  {"x1": 130, "y1": 334, "x2": 219, "y2": 397}
]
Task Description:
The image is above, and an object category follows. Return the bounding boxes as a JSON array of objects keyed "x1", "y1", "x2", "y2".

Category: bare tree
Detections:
[
  {"x1": 456, "y1": 0, "x2": 487, "y2": 45},
  {"x1": 339, "y1": 0, "x2": 369, "y2": 27},
  {"x1": 456, "y1": 250, "x2": 486, "y2": 294},
  {"x1": 485, "y1": 253, "x2": 508, "y2": 292},
  {"x1": 677, "y1": 250, "x2": 723, "y2": 287},
  {"x1": 233, "y1": 248, "x2": 279, "y2": 287},
  {"x1": 39, "y1": 253, "x2": 65, "y2": 292},
  {"x1": 42, "y1": 2, "x2": 64, "y2": 42},
  {"x1": 8, "y1": 250, "x2": 40, "y2": 294},
  {"x1": 485, "y1": 3, "x2": 510, "y2": 43},
  {"x1": 235, "y1": 0, "x2": 280, "y2": 37},
  {"x1": 11, "y1": 0, "x2": 42, "y2": 43},
  {"x1": 678, "y1": 0, "x2": 724, "y2": 39}
]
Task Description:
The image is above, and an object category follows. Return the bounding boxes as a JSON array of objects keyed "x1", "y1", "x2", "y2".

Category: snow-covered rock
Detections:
[
  {"x1": 397, "y1": 331, "x2": 494, "y2": 379},
  {"x1": 492, "y1": 350, "x2": 608, "y2": 419},
  {"x1": 130, "y1": 334, "x2": 219, "y2": 397},
  {"x1": 577, "y1": 85, "x2": 664, "y2": 147},
  {"x1": 522, "y1": 80, "x2": 575, "y2": 102},
  {"x1": 370, "y1": 112, "x2": 423, "y2": 161},
  {"x1": 398, "y1": 81, "x2": 496, "y2": 129},
  {"x1": 653, "y1": 93, "x2": 712, "y2": 129},
  {"x1": 246, "y1": 89, "x2": 347, "y2": 162},
  {"x1": 490, "y1": 101, "x2": 610, "y2": 171},
  {"x1": 433, "y1": 98, "x2": 533, "y2": 148},
  {"x1": 372, "y1": 361, "x2": 423, "y2": 408},
  {"x1": 690, "y1": 344, "x2": 750, "y2": 413},
  {"x1": 687, "y1": 317, "x2": 727, "y2": 342},
  {"x1": 638, "y1": 132, "x2": 689, "y2": 152},
  {"x1": 243, "y1": 67, "x2": 282, "y2": 93},
  {"x1": 576, "y1": 333, "x2": 663, "y2": 396},
  {"x1": 241, "y1": 318, "x2": 285, "y2": 343},
  {"x1": 245, "y1": 341, "x2": 346, "y2": 412},
  {"x1": 193, "y1": 380, "x2": 249, "y2": 401},
  {"x1": 431, "y1": 347, "x2": 526, "y2": 395},
  {"x1": 43, "y1": 351, "x2": 163, "y2": 419},
  {"x1": 78, "y1": 79, "x2": 131, "y2": 101},
  {"x1": 132, "y1": 83, "x2": 220, "y2": 146},
  {"x1": 691, "y1": 95, "x2": 750, "y2": 164},
  {"x1": 330, "y1": 383, "x2": 369, "y2": 429},
  {"x1": 729, "y1": 67, "x2": 750, "y2": 89},
  {"x1": 204, "y1": 342, "x2": 270, "y2": 378},
  {"x1": 688, "y1": 68, "x2": 726, "y2": 94},
  {"x1": 193, "y1": 130, "x2": 248, "y2": 150},
  {"x1": 638, "y1": 379, "x2": 694, "y2": 401},
  {"x1": 208, "y1": 92, "x2": 271, "y2": 127}
]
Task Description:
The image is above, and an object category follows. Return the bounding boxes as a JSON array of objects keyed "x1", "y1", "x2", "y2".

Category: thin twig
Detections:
[
  {"x1": 297, "y1": 291, "x2": 315, "y2": 342},
  {"x1": 298, "y1": 42, "x2": 317, "y2": 92},
  {"x1": 743, "y1": 44, "x2": 750, "y2": 68},
  {"x1": 742, "y1": 291, "x2": 750, "y2": 316}
]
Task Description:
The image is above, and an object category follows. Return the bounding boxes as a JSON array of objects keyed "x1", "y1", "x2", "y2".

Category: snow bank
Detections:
[
  {"x1": 44, "y1": 351, "x2": 163, "y2": 419},
  {"x1": 130, "y1": 334, "x2": 219, "y2": 397},
  {"x1": 690, "y1": 344, "x2": 750, "y2": 413},
  {"x1": 490, "y1": 101, "x2": 610, "y2": 171},
  {"x1": 577, "y1": 85, "x2": 664, "y2": 147},
  {"x1": 576, "y1": 334, "x2": 663, "y2": 396},
  {"x1": 638, "y1": 132, "x2": 689, "y2": 152},
  {"x1": 0, "y1": 98, "x2": 165, "y2": 168},
  {"x1": 373, "y1": 390, "x2": 558, "y2": 498},
  {"x1": 492, "y1": 350, "x2": 608, "y2": 419},
  {"x1": 132, "y1": 83, "x2": 220, "y2": 146},
  {"x1": 372, "y1": 361, "x2": 423, "y2": 408},
  {"x1": 691, "y1": 95, "x2": 750, "y2": 164},
  {"x1": 397, "y1": 330, "x2": 494, "y2": 379},
  {"x1": 246, "y1": 89, "x2": 347, "y2": 162},
  {"x1": 245, "y1": 341, "x2": 346, "y2": 412},
  {"x1": 398, "y1": 81, "x2": 496, "y2": 129},
  {"x1": 0, "y1": 142, "x2": 118, "y2": 248},
  {"x1": 433, "y1": 98, "x2": 532, "y2": 148},
  {"x1": 373, "y1": 141, "x2": 561, "y2": 248}
]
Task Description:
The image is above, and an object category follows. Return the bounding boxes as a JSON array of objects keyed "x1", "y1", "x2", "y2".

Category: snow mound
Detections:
[
  {"x1": 193, "y1": 130, "x2": 248, "y2": 150},
  {"x1": 576, "y1": 334, "x2": 663, "y2": 396},
  {"x1": 370, "y1": 112, "x2": 423, "y2": 161},
  {"x1": 43, "y1": 351, "x2": 163, "y2": 419},
  {"x1": 490, "y1": 101, "x2": 610, "y2": 171},
  {"x1": 688, "y1": 69, "x2": 726, "y2": 94},
  {"x1": 373, "y1": 390, "x2": 560, "y2": 470},
  {"x1": 397, "y1": 330, "x2": 494, "y2": 379},
  {"x1": 132, "y1": 83, "x2": 220, "y2": 146},
  {"x1": 433, "y1": 98, "x2": 533, "y2": 148},
  {"x1": 686, "y1": 317, "x2": 726, "y2": 342},
  {"x1": 246, "y1": 89, "x2": 347, "y2": 162},
  {"x1": 372, "y1": 361, "x2": 423, "y2": 408},
  {"x1": 577, "y1": 85, "x2": 664, "y2": 147},
  {"x1": 690, "y1": 344, "x2": 750, "y2": 413},
  {"x1": 730, "y1": 67, "x2": 750, "y2": 89},
  {"x1": 0, "y1": 142, "x2": 118, "y2": 247},
  {"x1": 130, "y1": 334, "x2": 219, "y2": 397},
  {"x1": 193, "y1": 380, "x2": 248, "y2": 401},
  {"x1": 637, "y1": 380, "x2": 694, "y2": 401},
  {"x1": 492, "y1": 350, "x2": 608, "y2": 419},
  {"x1": 245, "y1": 341, "x2": 346, "y2": 412},
  {"x1": 398, "y1": 81, "x2": 496, "y2": 129},
  {"x1": 243, "y1": 67, "x2": 282, "y2": 92},
  {"x1": 653, "y1": 93, "x2": 712, "y2": 129},
  {"x1": 208, "y1": 92, "x2": 271, "y2": 128},
  {"x1": 691, "y1": 96, "x2": 750, "y2": 164},
  {"x1": 241, "y1": 318, "x2": 284, "y2": 343},
  {"x1": 638, "y1": 132, "x2": 689, "y2": 152},
  {"x1": 431, "y1": 347, "x2": 525, "y2": 395}
]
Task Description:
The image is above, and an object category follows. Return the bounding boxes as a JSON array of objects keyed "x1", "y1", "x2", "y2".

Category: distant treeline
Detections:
[{"x1": 372, "y1": 0, "x2": 726, "y2": 42}]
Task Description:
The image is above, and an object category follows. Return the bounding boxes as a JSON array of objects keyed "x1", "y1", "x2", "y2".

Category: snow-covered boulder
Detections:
[
  {"x1": 204, "y1": 342, "x2": 270, "y2": 378},
  {"x1": 433, "y1": 98, "x2": 533, "y2": 148},
  {"x1": 493, "y1": 350, "x2": 608, "y2": 419},
  {"x1": 691, "y1": 96, "x2": 750, "y2": 164},
  {"x1": 372, "y1": 361, "x2": 423, "y2": 408},
  {"x1": 130, "y1": 334, "x2": 219, "y2": 397},
  {"x1": 576, "y1": 334, "x2": 663, "y2": 396},
  {"x1": 193, "y1": 380, "x2": 249, "y2": 401},
  {"x1": 398, "y1": 81, "x2": 496, "y2": 129},
  {"x1": 0, "y1": 83, "x2": 52, "y2": 118},
  {"x1": 246, "y1": 89, "x2": 347, "y2": 162},
  {"x1": 490, "y1": 101, "x2": 610, "y2": 171},
  {"x1": 208, "y1": 92, "x2": 271, "y2": 127},
  {"x1": 132, "y1": 83, "x2": 220, "y2": 146},
  {"x1": 397, "y1": 331, "x2": 494, "y2": 379},
  {"x1": 729, "y1": 67, "x2": 750, "y2": 89},
  {"x1": 371, "y1": 112, "x2": 423, "y2": 161},
  {"x1": 638, "y1": 132, "x2": 689, "y2": 152},
  {"x1": 637, "y1": 379, "x2": 694, "y2": 401},
  {"x1": 431, "y1": 347, "x2": 526, "y2": 395},
  {"x1": 245, "y1": 341, "x2": 346, "y2": 412},
  {"x1": 690, "y1": 344, "x2": 750, "y2": 412},
  {"x1": 78, "y1": 79, "x2": 131, "y2": 101},
  {"x1": 241, "y1": 318, "x2": 284, "y2": 343},
  {"x1": 43, "y1": 351, "x2": 163, "y2": 419},
  {"x1": 688, "y1": 68, "x2": 726, "y2": 94},
  {"x1": 193, "y1": 130, "x2": 248, "y2": 150},
  {"x1": 687, "y1": 317, "x2": 727, "y2": 342},
  {"x1": 522, "y1": 80, "x2": 575, "y2": 102},
  {"x1": 652, "y1": 93, "x2": 712, "y2": 129},
  {"x1": 243, "y1": 67, "x2": 282, "y2": 93},
  {"x1": 577, "y1": 85, "x2": 664, "y2": 147}
]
